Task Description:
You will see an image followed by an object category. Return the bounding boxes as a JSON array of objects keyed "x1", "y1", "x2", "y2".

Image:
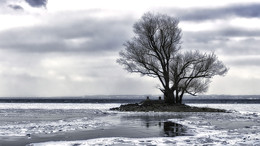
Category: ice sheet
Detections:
[
  {"x1": 0, "y1": 103, "x2": 121, "y2": 110},
  {"x1": 0, "y1": 103, "x2": 121, "y2": 137},
  {"x1": 1, "y1": 103, "x2": 260, "y2": 145},
  {"x1": 30, "y1": 104, "x2": 260, "y2": 145}
]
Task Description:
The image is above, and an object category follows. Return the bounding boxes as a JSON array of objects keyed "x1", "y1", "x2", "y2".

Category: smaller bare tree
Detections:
[{"x1": 170, "y1": 51, "x2": 228, "y2": 104}]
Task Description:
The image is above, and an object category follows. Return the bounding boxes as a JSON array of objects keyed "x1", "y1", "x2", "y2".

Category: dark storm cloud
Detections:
[
  {"x1": 8, "y1": 4, "x2": 24, "y2": 10},
  {"x1": 0, "y1": 14, "x2": 133, "y2": 53},
  {"x1": 168, "y1": 3, "x2": 260, "y2": 21},
  {"x1": 25, "y1": 0, "x2": 47, "y2": 8}
]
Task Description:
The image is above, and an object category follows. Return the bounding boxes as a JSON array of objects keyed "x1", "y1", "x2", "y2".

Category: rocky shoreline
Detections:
[{"x1": 110, "y1": 100, "x2": 227, "y2": 112}]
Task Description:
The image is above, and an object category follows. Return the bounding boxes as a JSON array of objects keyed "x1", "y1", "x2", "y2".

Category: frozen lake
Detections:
[{"x1": 0, "y1": 102, "x2": 259, "y2": 145}]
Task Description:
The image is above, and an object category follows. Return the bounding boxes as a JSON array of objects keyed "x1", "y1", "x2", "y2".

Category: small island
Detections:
[
  {"x1": 110, "y1": 98, "x2": 226, "y2": 112},
  {"x1": 115, "y1": 12, "x2": 229, "y2": 111}
]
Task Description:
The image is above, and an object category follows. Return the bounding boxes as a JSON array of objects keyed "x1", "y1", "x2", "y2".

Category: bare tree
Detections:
[
  {"x1": 170, "y1": 51, "x2": 228, "y2": 104},
  {"x1": 117, "y1": 12, "x2": 181, "y2": 103},
  {"x1": 118, "y1": 12, "x2": 228, "y2": 104}
]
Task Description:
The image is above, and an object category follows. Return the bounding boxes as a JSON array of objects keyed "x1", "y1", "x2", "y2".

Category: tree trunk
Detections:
[
  {"x1": 172, "y1": 90, "x2": 175, "y2": 104},
  {"x1": 164, "y1": 88, "x2": 174, "y2": 104},
  {"x1": 175, "y1": 89, "x2": 179, "y2": 104},
  {"x1": 179, "y1": 90, "x2": 185, "y2": 104}
]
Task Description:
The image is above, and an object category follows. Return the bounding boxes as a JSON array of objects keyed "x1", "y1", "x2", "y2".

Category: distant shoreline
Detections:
[{"x1": 0, "y1": 98, "x2": 260, "y2": 104}]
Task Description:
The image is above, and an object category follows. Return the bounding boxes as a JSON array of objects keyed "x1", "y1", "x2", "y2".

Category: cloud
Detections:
[
  {"x1": 0, "y1": 10, "x2": 145, "y2": 96},
  {"x1": 209, "y1": 75, "x2": 260, "y2": 95},
  {"x1": 0, "y1": 50, "x2": 159, "y2": 96},
  {"x1": 0, "y1": 0, "x2": 22, "y2": 10},
  {"x1": 182, "y1": 27, "x2": 260, "y2": 55},
  {"x1": 167, "y1": 3, "x2": 260, "y2": 21},
  {"x1": 25, "y1": 0, "x2": 47, "y2": 8},
  {"x1": 1, "y1": 2, "x2": 260, "y2": 96},
  {"x1": 0, "y1": 0, "x2": 47, "y2": 11},
  {"x1": 0, "y1": 0, "x2": 8, "y2": 5},
  {"x1": 226, "y1": 56, "x2": 260, "y2": 67},
  {"x1": 183, "y1": 27, "x2": 260, "y2": 44},
  {"x1": 8, "y1": 4, "x2": 23, "y2": 10},
  {"x1": 0, "y1": 12, "x2": 133, "y2": 54}
]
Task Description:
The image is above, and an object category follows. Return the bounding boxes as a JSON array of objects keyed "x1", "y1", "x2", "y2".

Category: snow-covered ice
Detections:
[
  {"x1": 0, "y1": 103, "x2": 120, "y2": 137},
  {"x1": 31, "y1": 110, "x2": 260, "y2": 146},
  {"x1": 0, "y1": 103, "x2": 259, "y2": 145}
]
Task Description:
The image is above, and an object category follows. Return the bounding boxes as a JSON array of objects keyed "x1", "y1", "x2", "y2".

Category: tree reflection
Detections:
[
  {"x1": 143, "y1": 120, "x2": 187, "y2": 137},
  {"x1": 120, "y1": 115, "x2": 190, "y2": 137},
  {"x1": 163, "y1": 121, "x2": 186, "y2": 137}
]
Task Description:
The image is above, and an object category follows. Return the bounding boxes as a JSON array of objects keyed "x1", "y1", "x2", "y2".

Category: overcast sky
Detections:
[{"x1": 0, "y1": 0, "x2": 260, "y2": 97}]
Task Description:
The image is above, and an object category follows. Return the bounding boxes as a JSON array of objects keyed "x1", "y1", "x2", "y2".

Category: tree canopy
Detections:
[{"x1": 118, "y1": 12, "x2": 228, "y2": 104}]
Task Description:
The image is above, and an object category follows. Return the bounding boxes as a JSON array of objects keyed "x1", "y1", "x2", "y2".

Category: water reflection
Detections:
[
  {"x1": 163, "y1": 121, "x2": 186, "y2": 137},
  {"x1": 121, "y1": 115, "x2": 191, "y2": 137},
  {"x1": 144, "y1": 121, "x2": 187, "y2": 137}
]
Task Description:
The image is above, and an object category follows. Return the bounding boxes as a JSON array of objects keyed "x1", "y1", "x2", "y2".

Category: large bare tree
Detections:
[
  {"x1": 118, "y1": 12, "x2": 228, "y2": 104},
  {"x1": 117, "y1": 12, "x2": 181, "y2": 103}
]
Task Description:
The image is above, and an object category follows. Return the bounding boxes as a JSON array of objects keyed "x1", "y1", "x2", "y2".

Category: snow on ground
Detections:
[
  {"x1": 0, "y1": 103, "x2": 120, "y2": 137},
  {"x1": 31, "y1": 104, "x2": 260, "y2": 146},
  {"x1": 1, "y1": 103, "x2": 260, "y2": 145},
  {"x1": 0, "y1": 103, "x2": 121, "y2": 110}
]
